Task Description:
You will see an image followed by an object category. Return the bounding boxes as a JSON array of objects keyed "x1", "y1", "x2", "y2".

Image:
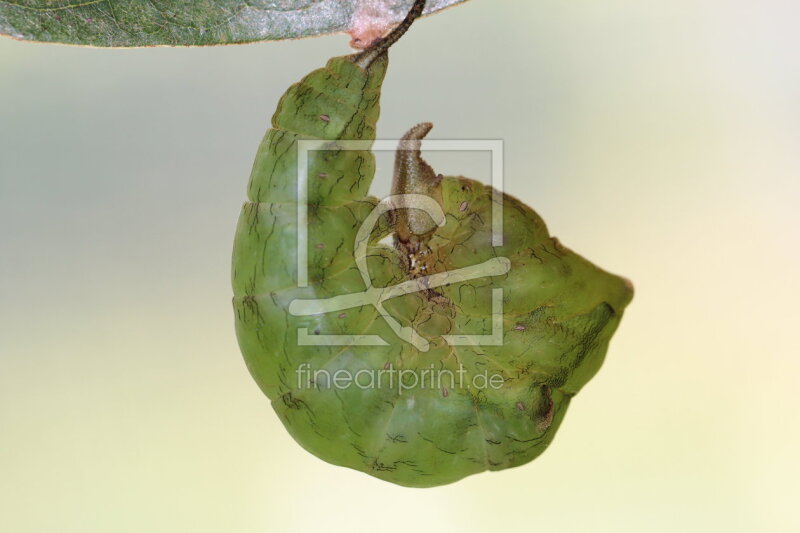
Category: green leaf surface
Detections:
[
  {"x1": 0, "y1": 0, "x2": 466, "y2": 47},
  {"x1": 231, "y1": 48, "x2": 634, "y2": 487}
]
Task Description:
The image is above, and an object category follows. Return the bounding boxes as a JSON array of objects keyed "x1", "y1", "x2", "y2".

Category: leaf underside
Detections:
[{"x1": 0, "y1": 0, "x2": 466, "y2": 47}]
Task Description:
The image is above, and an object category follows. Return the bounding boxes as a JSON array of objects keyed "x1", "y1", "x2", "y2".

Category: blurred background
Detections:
[{"x1": 1, "y1": 0, "x2": 798, "y2": 531}]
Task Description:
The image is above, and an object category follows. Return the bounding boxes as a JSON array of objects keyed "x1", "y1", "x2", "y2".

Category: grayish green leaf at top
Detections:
[{"x1": 0, "y1": 0, "x2": 467, "y2": 47}]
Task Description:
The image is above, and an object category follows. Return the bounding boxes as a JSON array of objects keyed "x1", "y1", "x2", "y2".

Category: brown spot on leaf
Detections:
[{"x1": 535, "y1": 385, "x2": 555, "y2": 432}]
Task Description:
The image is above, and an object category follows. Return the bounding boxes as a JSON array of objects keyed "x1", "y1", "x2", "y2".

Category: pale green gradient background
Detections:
[{"x1": 1, "y1": 1, "x2": 798, "y2": 531}]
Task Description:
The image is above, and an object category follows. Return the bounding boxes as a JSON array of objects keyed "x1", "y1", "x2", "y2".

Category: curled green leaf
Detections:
[{"x1": 231, "y1": 1, "x2": 633, "y2": 488}]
